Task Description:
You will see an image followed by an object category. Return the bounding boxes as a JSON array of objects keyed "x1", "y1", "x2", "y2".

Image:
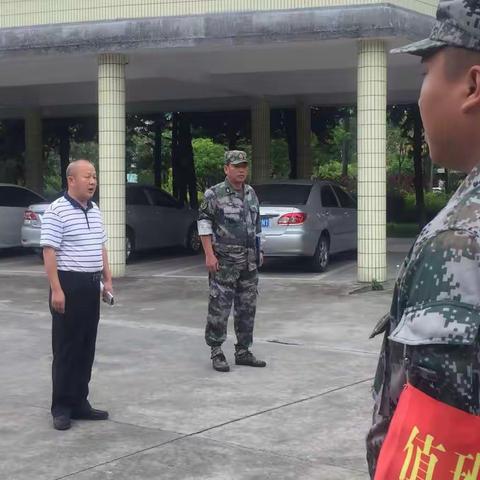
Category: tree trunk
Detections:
[
  {"x1": 284, "y1": 109, "x2": 297, "y2": 179},
  {"x1": 178, "y1": 113, "x2": 198, "y2": 209},
  {"x1": 59, "y1": 124, "x2": 70, "y2": 190},
  {"x1": 423, "y1": 155, "x2": 433, "y2": 192},
  {"x1": 153, "y1": 118, "x2": 163, "y2": 188},
  {"x1": 341, "y1": 116, "x2": 350, "y2": 177},
  {"x1": 227, "y1": 119, "x2": 237, "y2": 150},
  {"x1": 444, "y1": 169, "x2": 450, "y2": 194},
  {"x1": 412, "y1": 105, "x2": 426, "y2": 228},
  {"x1": 171, "y1": 113, "x2": 180, "y2": 201}
]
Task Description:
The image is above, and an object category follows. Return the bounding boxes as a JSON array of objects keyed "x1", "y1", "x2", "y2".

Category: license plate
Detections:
[{"x1": 261, "y1": 217, "x2": 270, "y2": 228}]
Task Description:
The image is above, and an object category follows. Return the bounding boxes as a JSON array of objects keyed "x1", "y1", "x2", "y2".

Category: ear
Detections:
[
  {"x1": 461, "y1": 65, "x2": 480, "y2": 113},
  {"x1": 223, "y1": 165, "x2": 228, "y2": 175}
]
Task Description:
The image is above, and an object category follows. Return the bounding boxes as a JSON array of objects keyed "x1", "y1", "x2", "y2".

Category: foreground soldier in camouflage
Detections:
[
  {"x1": 367, "y1": 1, "x2": 480, "y2": 476},
  {"x1": 198, "y1": 150, "x2": 266, "y2": 372}
]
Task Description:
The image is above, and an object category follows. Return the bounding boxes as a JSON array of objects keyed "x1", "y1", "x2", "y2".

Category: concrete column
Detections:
[
  {"x1": 24, "y1": 109, "x2": 43, "y2": 194},
  {"x1": 251, "y1": 98, "x2": 271, "y2": 183},
  {"x1": 98, "y1": 53, "x2": 128, "y2": 278},
  {"x1": 357, "y1": 40, "x2": 387, "y2": 283},
  {"x1": 296, "y1": 101, "x2": 312, "y2": 179}
]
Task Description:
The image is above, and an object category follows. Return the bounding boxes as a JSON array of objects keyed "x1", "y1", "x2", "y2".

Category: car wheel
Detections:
[
  {"x1": 126, "y1": 229, "x2": 135, "y2": 263},
  {"x1": 186, "y1": 224, "x2": 201, "y2": 254},
  {"x1": 311, "y1": 234, "x2": 330, "y2": 272}
]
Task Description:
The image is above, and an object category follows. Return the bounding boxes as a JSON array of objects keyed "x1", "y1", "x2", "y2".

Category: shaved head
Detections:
[
  {"x1": 66, "y1": 159, "x2": 94, "y2": 178},
  {"x1": 66, "y1": 159, "x2": 97, "y2": 205},
  {"x1": 443, "y1": 47, "x2": 480, "y2": 80}
]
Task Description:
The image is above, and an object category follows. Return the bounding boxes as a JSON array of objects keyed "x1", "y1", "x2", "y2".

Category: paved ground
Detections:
[{"x1": 0, "y1": 240, "x2": 413, "y2": 480}]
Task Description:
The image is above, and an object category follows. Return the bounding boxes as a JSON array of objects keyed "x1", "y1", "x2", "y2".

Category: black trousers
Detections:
[{"x1": 50, "y1": 270, "x2": 101, "y2": 417}]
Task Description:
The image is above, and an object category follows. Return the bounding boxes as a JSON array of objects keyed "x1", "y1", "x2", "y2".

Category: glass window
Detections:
[
  {"x1": 126, "y1": 186, "x2": 150, "y2": 206},
  {"x1": 0, "y1": 186, "x2": 44, "y2": 207},
  {"x1": 253, "y1": 184, "x2": 312, "y2": 206},
  {"x1": 332, "y1": 185, "x2": 356, "y2": 209},
  {"x1": 146, "y1": 188, "x2": 179, "y2": 208},
  {"x1": 321, "y1": 185, "x2": 339, "y2": 208}
]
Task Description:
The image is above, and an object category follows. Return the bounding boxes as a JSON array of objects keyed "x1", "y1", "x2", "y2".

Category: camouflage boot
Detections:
[
  {"x1": 235, "y1": 347, "x2": 266, "y2": 367},
  {"x1": 211, "y1": 346, "x2": 230, "y2": 372}
]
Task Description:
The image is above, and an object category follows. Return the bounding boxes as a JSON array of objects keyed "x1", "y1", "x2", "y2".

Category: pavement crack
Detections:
[
  {"x1": 190, "y1": 377, "x2": 373, "y2": 437},
  {"x1": 266, "y1": 339, "x2": 301, "y2": 346},
  {"x1": 201, "y1": 437, "x2": 368, "y2": 475},
  {"x1": 53, "y1": 377, "x2": 373, "y2": 479}
]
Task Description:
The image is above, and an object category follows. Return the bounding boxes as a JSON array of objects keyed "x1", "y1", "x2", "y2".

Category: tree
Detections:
[
  {"x1": 388, "y1": 105, "x2": 427, "y2": 228},
  {"x1": 190, "y1": 110, "x2": 250, "y2": 149},
  {"x1": 193, "y1": 138, "x2": 225, "y2": 190},
  {"x1": 171, "y1": 113, "x2": 198, "y2": 209},
  {"x1": 43, "y1": 117, "x2": 98, "y2": 190},
  {"x1": 0, "y1": 119, "x2": 25, "y2": 184}
]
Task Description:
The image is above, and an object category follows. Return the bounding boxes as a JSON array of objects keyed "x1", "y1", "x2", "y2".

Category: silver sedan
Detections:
[
  {"x1": 0, "y1": 183, "x2": 45, "y2": 249},
  {"x1": 21, "y1": 184, "x2": 200, "y2": 260},
  {"x1": 253, "y1": 180, "x2": 357, "y2": 272}
]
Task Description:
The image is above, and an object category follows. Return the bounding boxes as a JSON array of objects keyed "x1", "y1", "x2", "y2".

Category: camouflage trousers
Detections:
[{"x1": 205, "y1": 263, "x2": 258, "y2": 349}]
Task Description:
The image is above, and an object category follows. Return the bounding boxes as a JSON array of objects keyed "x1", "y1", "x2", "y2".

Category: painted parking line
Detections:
[
  {"x1": 152, "y1": 264, "x2": 204, "y2": 277},
  {"x1": 314, "y1": 262, "x2": 356, "y2": 280},
  {"x1": 142, "y1": 273, "x2": 357, "y2": 285},
  {"x1": 0, "y1": 270, "x2": 45, "y2": 276}
]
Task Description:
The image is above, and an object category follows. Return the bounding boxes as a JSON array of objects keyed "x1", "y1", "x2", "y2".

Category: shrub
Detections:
[{"x1": 388, "y1": 191, "x2": 450, "y2": 223}]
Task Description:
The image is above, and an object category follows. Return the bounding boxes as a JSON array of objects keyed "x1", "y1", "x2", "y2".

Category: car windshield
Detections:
[{"x1": 253, "y1": 184, "x2": 312, "y2": 206}]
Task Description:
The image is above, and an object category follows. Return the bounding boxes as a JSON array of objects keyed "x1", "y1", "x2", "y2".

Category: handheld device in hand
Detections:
[{"x1": 100, "y1": 281, "x2": 115, "y2": 306}]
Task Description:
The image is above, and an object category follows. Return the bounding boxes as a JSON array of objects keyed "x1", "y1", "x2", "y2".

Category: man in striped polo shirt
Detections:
[{"x1": 41, "y1": 159, "x2": 113, "y2": 431}]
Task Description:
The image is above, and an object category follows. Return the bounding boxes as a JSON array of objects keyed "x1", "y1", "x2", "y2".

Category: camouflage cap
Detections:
[
  {"x1": 224, "y1": 150, "x2": 248, "y2": 165},
  {"x1": 392, "y1": 0, "x2": 480, "y2": 56}
]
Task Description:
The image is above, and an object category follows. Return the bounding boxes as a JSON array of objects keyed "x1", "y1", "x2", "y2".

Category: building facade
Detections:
[{"x1": 0, "y1": 0, "x2": 438, "y2": 278}]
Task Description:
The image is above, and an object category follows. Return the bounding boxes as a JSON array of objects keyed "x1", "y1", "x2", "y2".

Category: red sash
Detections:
[{"x1": 375, "y1": 384, "x2": 480, "y2": 480}]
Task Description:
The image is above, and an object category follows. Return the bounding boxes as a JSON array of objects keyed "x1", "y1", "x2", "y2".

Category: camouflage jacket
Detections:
[
  {"x1": 197, "y1": 178, "x2": 262, "y2": 271},
  {"x1": 366, "y1": 165, "x2": 480, "y2": 478}
]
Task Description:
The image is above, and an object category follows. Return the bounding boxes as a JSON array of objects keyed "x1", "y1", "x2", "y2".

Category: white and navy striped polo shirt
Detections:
[{"x1": 40, "y1": 193, "x2": 107, "y2": 272}]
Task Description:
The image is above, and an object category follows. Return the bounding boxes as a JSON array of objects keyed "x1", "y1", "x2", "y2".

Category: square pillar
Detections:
[
  {"x1": 98, "y1": 53, "x2": 128, "y2": 278},
  {"x1": 357, "y1": 40, "x2": 387, "y2": 283}
]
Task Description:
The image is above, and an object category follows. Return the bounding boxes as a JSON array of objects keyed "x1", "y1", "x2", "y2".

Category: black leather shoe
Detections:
[
  {"x1": 71, "y1": 407, "x2": 109, "y2": 420},
  {"x1": 235, "y1": 349, "x2": 266, "y2": 367},
  {"x1": 53, "y1": 414, "x2": 71, "y2": 430}
]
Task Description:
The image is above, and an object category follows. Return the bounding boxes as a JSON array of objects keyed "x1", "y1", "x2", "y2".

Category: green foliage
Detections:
[
  {"x1": 371, "y1": 279, "x2": 384, "y2": 291},
  {"x1": 192, "y1": 138, "x2": 226, "y2": 190},
  {"x1": 315, "y1": 161, "x2": 358, "y2": 179},
  {"x1": 126, "y1": 115, "x2": 172, "y2": 187},
  {"x1": 389, "y1": 191, "x2": 450, "y2": 223},
  {"x1": 138, "y1": 170, "x2": 154, "y2": 185},
  {"x1": 0, "y1": 158, "x2": 22, "y2": 184},
  {"x1": 44, "y1": 150, "x2": 62, "y2": 197},
  {"x1": 387, "y1": 223, "x2": 421, "y2": 238},
  {"x1": 313, "y1": 160, "x2": 357, "y2": 192},
  {"x1": 418, "y1": 191, "x2": 450, "y2": 219},
  {"x1": 270, "y1": 138, "x2": 290, "y2": 179},
  {"x1": 70, "y1": 141, "x2": 99, "y2": 166},
  {"x1": 387, "y1": 122, "x2": 415, "y2": 177}
]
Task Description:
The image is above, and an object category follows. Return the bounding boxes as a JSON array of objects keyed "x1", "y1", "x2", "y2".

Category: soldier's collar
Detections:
[
  {"x1": 455, "y1": 164, "x2": 480, "y2": 198},
  {"x1": 224, "y1": 178, "x2": 247, "y2": 196}
]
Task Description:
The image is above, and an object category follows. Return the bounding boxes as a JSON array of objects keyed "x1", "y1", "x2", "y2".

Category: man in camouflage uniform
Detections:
[
  {"x1": 367, "y1": 1, "x2": 480, "y2": 476},
  {"x1": 198, "y1": 150, "x2": 266, "y2": 372}
]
